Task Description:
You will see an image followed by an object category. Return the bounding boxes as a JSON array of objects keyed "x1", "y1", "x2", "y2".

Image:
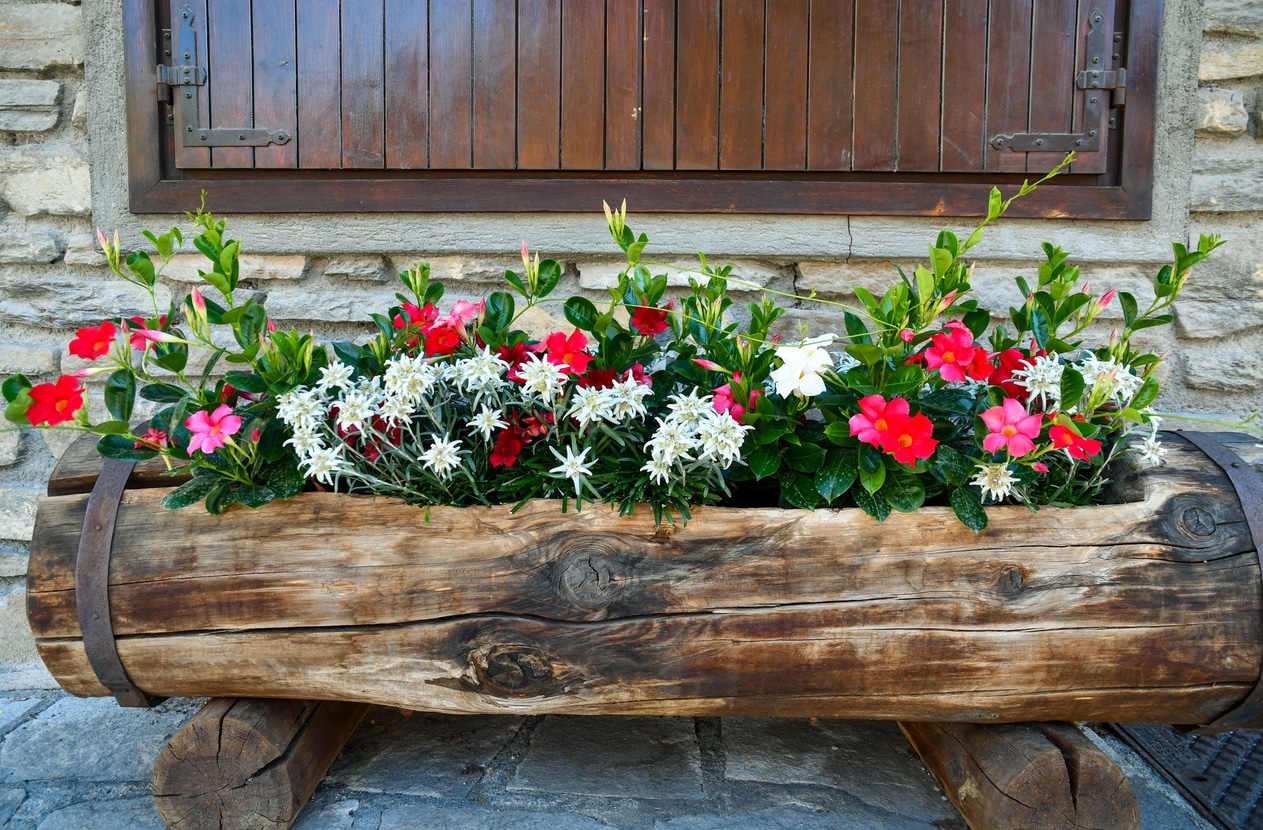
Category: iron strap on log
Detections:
[
  {"x1": 74, "y1": 458, "x2": 164, "y2": 708},
  {"x1": 1174, "y1": 431, "x2": 1263, "y2": 732}
]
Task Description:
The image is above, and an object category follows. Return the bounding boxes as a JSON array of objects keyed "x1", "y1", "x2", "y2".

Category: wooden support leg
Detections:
[
  {"x1": 152, "y1": 698, "x2": 371, "y2": 830},
  {"x1": 898, "y1": 721, "x2": 1139, "y2": 830}
]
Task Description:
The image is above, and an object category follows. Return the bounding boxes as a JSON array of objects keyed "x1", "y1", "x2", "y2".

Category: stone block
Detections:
[
  {"x1": 263, "y1": 282, "x2": 395, "y2": 323},
  {"x1": 652, "y1": 806, "x2": 898, "y2": 830},
  {"x1": 38, "y1": 427, "x2": 80, "y2": 461},
  {"x1": 577, "y1": 258, "x2": 783, "y2": 291},
  {"x1": 0, "y1": 79, "x2": 60, "y2": 133},
  {"x1": 0, "y1": 586, "x2": 42, "y2": 681},
  {"x1": 0, "y1": 344, "x2": 57, "y2": 376},
  {"x1": 0, "y1": 277, "x2": 171, "y2": 328},
  {"x1": 325, "y1": 256, "x2": 389, "y2": 282},
  {"x1": 1200, "y1": 41, "x2": 1263, "y2": 83},
  {"x1": 0, "y1": 695, "x2": 44, "y2": 738},
  {"x1": 388, "y1": 255, "x2": 521, "y2": 285},
  {"x1": 71, "y1": 88, "x2": 87, "y2": 130},
  {"x1": 377, "y1": 806, "x2": 610, "y2": 830},
  {"x1": 0, "y1": 147, "x2": 90, "y2": 217},
  {"x1": 1205, "y1": 0, "x2": 1263, "y2": 38},
  {"x1": 0, "y1": 5, "x2": 83, "y2": 71},
  {"x1": 1175, "y1": 298, "x2": 1263, "y2": 339},
  {"x1": 0, "y1": 552, "x2": 27, "y2": 577},
  {"x1": 796, "y1": 260, "x2": 916, "y2": 297},
  {"x1": 0, "y1": 229, "x2": 59, "y2": 264},
  {"x1": 63, "y1": 235, "x2": 106, "y2": 266},
  {"x1": 161, "y1": 253, "x2": 306, "y2": 283},
  {"x1": 1191, "y1": 157, "x2": 1263, "y2": 212},
  {"x1": 0, "y1": 487, "x2": 38, "y2": 541},
  {"x1": 26, "y1": 797, "x2": 165, "y2": 830},
  {"x1": 0, "y1": 431, "x2": 21, "y2": 466},
  {"x1": 1183, "y1": 349, "x2": 1263, "y2": 391},
  {"x1": 1196, "y1": 88, "x2": 1249, "y2": 137}
]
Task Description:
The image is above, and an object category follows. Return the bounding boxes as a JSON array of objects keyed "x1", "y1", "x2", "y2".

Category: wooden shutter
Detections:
[{"x1": 128, "y1": 0, "x2": 1159, "y2": 215}]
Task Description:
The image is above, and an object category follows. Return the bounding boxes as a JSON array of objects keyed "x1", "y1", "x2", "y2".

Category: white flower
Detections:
[
  {"x1": 769, "y1": 341, "x2": 834, "y2": 398},
  {"x1": 378, "y1": 393, "x2": 414, "y2": 426},
  {"x1": 302, "y1": 444, "x2": 346, "y2": 484},
  {"x1": 455, "y1": 347, "x2": 509, "y2": 393},
  {"x1": 549, "y1": 444, "x2": 595, "y2": 496},
  {"x1": 1012, "y1": 355, "x2": 1064, "y2": 408},
  {"x1": 1078, "y1": 354, "x2": 1142, "y2": 402},
  {"x1": 1137, "y1": 432, "x2": 1166, "y2": 467},
  {"x1": 419, "y1": 435, "x2": 463, "y2": 479},
  {"x1": 641, "y1": 454, "x2": 674, "y2": 485},
  {"x1": 695, "y1": 411, "x2": 752, "y2": 467},
  {"x1": 284, "y1": 427, "x2": 324, "y2": 458},
  {"x1": 667, "y1": 389, "x2": 713, "y2": 428},
  {"x1": 971, "y1": 462, "x2": 1019, "y2": 502},
  {"x1": 316, "y1": 361, "x2": 354, "y2": 393},
  {"x1": 834, "y1": 350, "x2": 862, "y2": 374},
  {"x1": 335, "y1": 381, "x2": 382, "y2": 434},
  {"x1": 606, "y1": 378, "x2": 652, "y2": 421},
  {"x1": 568, "y1": 385, "x2": 616, "y2": 430},
  {"x1": 276, "y1": 387, "x2": 328, "y2": 431},
  {"x1": 646, "y1": 417, "x2": 698, "y2": 464},
  {"x1": 518, "y1": 353, "x2": 568, "y2": 400},
  {"x1": 383, "y1": 354, "x2": 438, "y2": 406},
  {"x1": 470, "y1": 406, "x2": 509, "y2": 441}
]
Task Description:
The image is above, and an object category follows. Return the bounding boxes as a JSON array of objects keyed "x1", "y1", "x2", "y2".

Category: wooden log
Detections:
[
  {"x1": 24, "y1": 434, "x2": 1263, "y2": 724},
  {"x1": 899, "y1": 721, "x2": 1139, "y2": 830},
  {"x1": 152, "y1": 697, "x2": 370, "y2": 830}
]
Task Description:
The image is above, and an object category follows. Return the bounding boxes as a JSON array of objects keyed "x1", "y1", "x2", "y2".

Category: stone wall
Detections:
[{"x1": 0, "y1": 0, "x2": 1259, "y2": 688}]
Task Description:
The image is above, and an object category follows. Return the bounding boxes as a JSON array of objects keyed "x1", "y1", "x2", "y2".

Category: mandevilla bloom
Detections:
[
  {"x1": 545, "y1": 330, "x2": 591, "y2": 375},
  {"x1": 849, "y1": 395, "x2": 910, "y2": 447},
  {"x1": 770, "y1": 341, "x2": 833, "y2": 398},
  {"x1": 186, "y1": 404, "x2": 242, "y2": 454},
  {"x1": 923, "y1": 321, "x2": 993, "y2": 383},
  {"x1": 1049, "y1": 424, "x2": 1104, "y2": 461},
  {"x1": 631, "y1": 304, "x2": 670, "y2": 336},
  {"x1": 712, "y1": 372, "x2": 762, "y2": 424},
  {"x1": 68, "y1": 321, "x2": 116, "y2": 361},
  {"x1": 981, "y1": 398, "x2": 1043, "y2": 458},
  {"x1": 879, "y1": 410, "x2": 938, "y2": 465},
  {"x1": 26, "y1": 376, "x2": 84, "y2": 426}
]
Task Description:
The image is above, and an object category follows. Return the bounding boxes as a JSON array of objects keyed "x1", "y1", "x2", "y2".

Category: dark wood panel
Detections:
[
  {"x1": 1070, "y1": 1, "x2": 1116, "y2": 175},
  {"x1": 385, "y1": 0, "x2": 428, "y2": 169},
  {"x1": 296, "y1": 0, "x2": 342, "y2": 169},
  {"x1": 340, "y1": 0, "x2": 385, "y2": 168},
  {"x1": 1025, "y1": 0, "x2": 1078, "y2": 172},
  {"x1": 518, "y1": 0, "x2": 562, "y2": 169},
  {"x1": 764, "y1": 0, "x2": 808, "y2": 170},
  {"x1": 429, "y1": 0, "x2": 473, "y2": 169},
  {"x1": 641, "y1": 0, "x2": 676, "y2": 170},
  {"x1": 560, "y1": 0, "x2": 606, "y2": 169},
  {"x1": 852, "y1": 0, "x2": 897, "y2": 171},
  {"x1": 719, "y1": 0, "x2": 764, "y2": 171},
  {"x1": 807, "y1": 1, "x2": 853, "y2": 171},
  {"x1": 251, "y1": 0, "x2": 297, "y2": 169},
  {"x1": 605, "y1": 0, "x2": 641, "y2": 170},
  {"x1": 896, "y1": 0, "x2": 943, "y2": 172},
  {"x1": 675, "y1": 0, "x2": 720, "y2": 170},
  {"x1": 207, "y1": 0, "x2": 253, "y2": 168},
  {"x1": 983, "y1": 0, "x2": 1033, "y2": 172},
  {"x1": 940, "y1": 0, "x2": 987, "y2": 171},
  {"x1": 171, "y1": 0, "x2": 210, "y2": 169},
  {"x1": 473, "y1": 0, "x2": 515, "y2": 169}
]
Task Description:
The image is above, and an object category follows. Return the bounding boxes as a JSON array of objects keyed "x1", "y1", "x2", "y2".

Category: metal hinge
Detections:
[
  {"x1": 157, "y1": 5, "x2": 290, "y2": 148},
  {"x1": 990, "y1": 9, "x2": 1123, "y2": 154}
]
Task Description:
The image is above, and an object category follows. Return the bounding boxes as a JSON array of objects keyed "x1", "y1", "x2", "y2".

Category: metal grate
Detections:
[{"x1": 1112, "y1": 724, "x2": 1263, "y2": 830}]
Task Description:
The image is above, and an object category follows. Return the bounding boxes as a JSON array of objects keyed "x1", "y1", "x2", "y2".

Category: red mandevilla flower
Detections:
[
  {"x1": 848, "y1": 394, "x2": 910, "y2": 447},
  {"x1": 489, "y1": 426, "x2": 525, "y2": 468},
  {"x1": 576, "y1": 368, "x2": 618, "y2": 390},
  {"x1": 497, "y1": 341, "x2": 532, "y2": 383},
  {"x1": 630, "y1": 304, "x2": 670, "y2": 336},
  {"x1": 923, "y1": 321, "x2": 994, "y2": 383},
  {"x1": 68, "y1": 321, "x2": 116, "y2": 361},
  {"x1": 424, "y1": 325, "x2": 462, "y2": 357},
  {"x1": 545, "y1": 330, "x2": 591, "y2": 375},
  {"x1": 26, "y1": 376, "x2": 84, "y2": 426},
  {"x1": 980, "y1": 398, "x2": 1043, "y2": 458},
  {"x1": 1049, "y1": 424, "x2": 1104, "y2": 461},
  {"x1": 133, "y1": 428, "x2": 169, "y2": 450},
  {"x1": 878, "y1": 411, "x2": 938, "y2": 465}
]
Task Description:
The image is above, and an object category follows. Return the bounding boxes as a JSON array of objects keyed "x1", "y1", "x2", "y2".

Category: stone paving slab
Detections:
[{"x1": 0, "y1": 692, "x2": 1219, "y2": 830}]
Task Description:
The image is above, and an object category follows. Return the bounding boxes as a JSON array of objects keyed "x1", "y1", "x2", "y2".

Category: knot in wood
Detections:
[
  {"x1": 996, "y1": 566, "x2": 1025, "y2": 597},
  {"x1": 1173, "y1": 500, "x2": 1218, "y2": 539},
  {"x1": 472, "y1": 645, "x2": 557, "y2": 698},
  {"x1": 553, "y1": 534, "x2": 635, "y2": 610}
]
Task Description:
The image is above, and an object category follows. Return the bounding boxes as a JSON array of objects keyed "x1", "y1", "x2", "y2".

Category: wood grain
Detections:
[
  {"x1": 250, "y1": 0, "x2": 297, "y2": 169},
  {"x1": 896, "y1": 0, "x2": 943, "y2": 172},
  {"x1": 940, "y1": 0, "x2": 988, "y2": 172},
  {"x1": 901, "y1": 721, "x2": 1140, "y2": 830},
  {"x1": 641, "y1": 0, "x2": 676, "y2": 171},
  {"x1": 27, "y1": 438, "x2": 1263, "y2": 724},
  {"x1": 806, "y1": 0, "x2": 853, "y2": 171},
  {"x1": 296, "y1": 0, "x2": 342, "y2": 169},
  {"x1": 852, "y1": 0, "x2": 898, "y2": 170},
  {"x1": 428, "y1": 0, "x2": 473, "y2": 169},
  {"x1": 340, "y1": 0, "x2": 385, "y2": 168},
  {"x1": 170, "y1": 0, "x2": 210, "y2": 169},
  {"x1": 517, "y1": 0, "x2": 562, "y2": 169},
  {"x1": 385, "y1": 0, "x2": 429, "y2": 169},
  {"x1": 674, "y1": 0, "x2": 720, "y2": 170},
  {"x1": 560, "y1": 0, "x2": 606, "y2": 169},
  {"x1": 763, "y1": 0, "x2": 809, "y2": 171},
  {"x1": 719, "y1": 0, "x2": 764, "y2": 171},
  {"x1": 472, "y1": 0, "x2": 516, "y2": 169},
  {"x1": 207, "y1": 0, "x2": 253, "y2": 168},
  {"x1": 604, "y1": 0, "x2": 641, "y2": 170},
  {"x1": 983, "y1": 0, "x2": 1033, "y2": 172}
]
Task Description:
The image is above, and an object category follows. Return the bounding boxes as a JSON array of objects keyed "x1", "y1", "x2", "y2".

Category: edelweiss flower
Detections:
[
  {"x1": 971, "y1": 462, "x2": 1019, "y2": 502},
  {"x1": 316, "y1": 361, "x2": 355, "y2": 393},
  {"x1": 1137, "y1": 431, "x2": 1166, "y2": 467},
  {"x1": 378, "y1": 393, "x2": 414, "y2": 426},
  {"x1": 646, "y1": 418, "x2": 698, "y2": 464},
  {"x1": 335, "y1": 381, "x2": 381, "y2": 434},
  {"x1": 695, "y1": 411, "x2": 752, "y2": 467},
  {"x1": 383, "y1": 354, "x2": 438, "y2": 406},
  {"x1": 470, "y1": 406, "x2": 509, "y2": 441},
  {"x1": 518, "y1": 353, "x2": 568, "y2": 399},
  {"x1": 303, "y1": 444, "x2": 346, "y2": 484},
  {"x1": 419, "y1": 435, "x2": 463, "y2": 479},
  {"x1": 276, "y1": 387, "x2": 328, "y2": 431},
  {"x1": 549, "y1": 444, "x2": 595, "y2": 496},
  {"x1": 770, "y1": 340, "x2": 834, "y2": 398},
  {"x1": 666, "y1": 389, "x2": 713, "y2": 429},
  {"x1": 455, "y1": 347, "x2": 509, "y2": 393},
  {"x1": 1078, "y1": 354, "x2": 1143, "y2": 402},
  {"x1": 1012, "y1": 354, "x2": 1063, "y2": 408},
  {"x1": 284, "y1": 427, "x2": 324, "y2": 458},
  {"x1": 606, "y1": 378, "x2": 652, "y2": 421},
  {"x1": 641, "y1": 454, "x2": 674, "y2": 485},
  {"x1": 568, "y1": 385, "x2": 615, "y2": 430}
]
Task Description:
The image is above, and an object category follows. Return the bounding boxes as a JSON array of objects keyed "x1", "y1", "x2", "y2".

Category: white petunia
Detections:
[
  {"x1": 470, "y1": 406, "x2": 509, "y2": 441},
  {"x1": 970, "y1": 462, "x2": 1019, "y2": 502},
  {"x1": 419, "y1": 435, "x2": 463, "y2": 479},
  {"x1": 769, "y1": 341, "x2": 834, "y2": 398},
  {"x1": 549, "y1": 444, "x2": 595, "y2": 496}
]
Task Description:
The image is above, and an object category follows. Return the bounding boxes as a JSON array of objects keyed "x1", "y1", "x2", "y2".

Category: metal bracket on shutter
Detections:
[
  {"x1": 158, "y1": 5, "x2": 290, "y2": 148},
  {"x1": 989, "y1": 9, "x2": 1125, "y2": 154}
]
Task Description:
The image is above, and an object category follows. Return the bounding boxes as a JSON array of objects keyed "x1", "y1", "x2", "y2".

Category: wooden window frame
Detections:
[{"x1": 124, "y1": 0, "x2": 1161, "y2": 219}]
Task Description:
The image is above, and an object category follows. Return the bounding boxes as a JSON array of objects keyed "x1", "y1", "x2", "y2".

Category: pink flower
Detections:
[
  {"x1": 899, "y1": 329, "x2": 915, "y2": 343},
  {"x1": 186, "y1": 405, "x2": 242, "y2": 454},
  {"x1": 1032, "y1": 462, "x2": 1049, "y2": 473},
  {"x1": 131, "y1": 328, "x2": 183, "y2": 345},
  {"x1": 712, "y1": 372, "x2": 762, "y2": 423},
  {"x1": 1100, "y1": 288, "x2": 1117, "y2": 308},
  {"x1": 848, "y1": 394, "x2": 910, "y2": 447},
  {"x1": 133, "y1": 428, "x2": 169, "y2": 450},
  {"x1": 923, "y1": 321, "x2": 992, "y2": 383},
  {"x1": 981, "y1": 398, "x2": 1043, "y2": 457},
  {"x1": 693, "y1": 358, "x2": 725, "y2": 372},
  {"x1": 436, "y1": 299, "x2": 482, "y2": 329}
]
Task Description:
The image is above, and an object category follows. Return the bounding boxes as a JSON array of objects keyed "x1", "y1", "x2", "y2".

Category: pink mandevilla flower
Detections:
[
  {"x1": 981, "y1": 398, "x2": 1043, "y2": 458},
  {"x1": 186, "y1": 405, "x2": 242, "y2": 454},
  {"x1": 848, "y1": 394, "x2": 910, "y2": 447}
]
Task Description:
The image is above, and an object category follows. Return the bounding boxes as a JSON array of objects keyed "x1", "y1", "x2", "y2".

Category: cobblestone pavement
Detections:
[{"x1": 0, "y1": 691, "x2": 1216, "y2": 829}]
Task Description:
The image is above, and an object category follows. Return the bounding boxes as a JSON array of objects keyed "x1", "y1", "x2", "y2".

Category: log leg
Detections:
[
  {"x1": 898, "y1": 721, "x2": 1139, "y2": 830},
  {"x1": 152, "y1": 698, "x2": 371, "y2": 830}
]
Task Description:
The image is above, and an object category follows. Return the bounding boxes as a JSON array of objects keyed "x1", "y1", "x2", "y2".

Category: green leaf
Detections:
[
  {"x1": 783, "y1": 442, "x2": 826, "y2": 473},
  {"x1": 1132, "y1": 376, "x2": 1159, "y2": 409},
  {"x1": 4, "y1": 389, "x2": 31, "y2": 425},
  {"x1": 264, "y1": 459, "x2": 306, "y2": 499},
  {"x1": 824, "y1": 420, "x2": 856, "y2": 446},
  {"x1": 205, "y1": 483, "x2": 239, "y2": 515},
  {"x1": 201, "y1": 270, "x2": 231, "y2": 299},
  {"x1": 96, "y1": 433, "x2": 156, "y2": 461},
  {"x1": 950, "y1": 486, "x2": 988, "y2": 532},
  {"x1": 225, "y1": 370, "x2": 268, "y2": 394},
  {"x1": 2, "y1": 374, "x2": 31, "y2": 404},
  {"x1": 161, "y1": 475, "x2": 219, "y2": 510},
  {"x1": 1030, "y1": 306, "x2": 1051, "y2": 350},
  {"x1": 503, "y1": 269, "x2": 529, "y2": 297},
  {"x1": 883, "y1": 365, "x2": 924, "y2": 397},
  {"x1": 104, "y1": 369, "x2": 136, "y2": 422},
  {"x1": 1130, "y1": 314, "x2": 1174, "y2": 332},
  {"x1": 484, "y1": 291, "x2": 515, "y2": 331},
  {"x1": 1059, "y1": 366, "x2": 1085, "y2": 408},
  {"x1": 235, "y1": 485, "x2": 276, "y2": 509},
  {"x1": 563, "y1": 296, "x2": 600, "y2": 332},
  {"x1": 916, "y1": 263, "x2": 938, "y2": 300},
  {"x1": 152, "y1": 342, "x2": 188, "y2": 374},
  {"x1": 780, "y1": 473, "x2": 820, "y2": 510},
  {"x1": 257, "y1": 419, "x2": 287, "y2": 463},
  {"x1": 140, "y1": 382, "x2": 187, "y2": 403},
  {"x1": 880, "y1": 467, "x2": 926, "y2": 513},
  {"x1": 845, "y1": 344, "x2": 883, "y2": 367},
  {"x1": 962, "y1": 308, "x2": 991, "y2": 339},
  {"x1": 124, "y1": 251, "x2": 156, "y2": 287},
  {"x1": 537, "y1": 259, "x2": 562, "y2": 296},
  {"x1": 852, "y1": 487, "x2": 891, "y2": 522},
  {"x1": 859, "y1": 459, "x2": 887, "y2": 494},
  {"x1": 88, "y1": 420, "x2": 131, "y2": 436},
  {"x1": 817, "y1": 449, "x2": 858, "y2": 503},
  {"x1": 933, "y1": 445, "x2": 972, "y2": 487},
  {"x1": 748, "y1": 443, "x2": 782, "y2": 479}
]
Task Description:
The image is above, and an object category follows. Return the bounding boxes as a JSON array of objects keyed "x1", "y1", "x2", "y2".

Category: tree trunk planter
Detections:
[{"x1": 24, "y1": 431, "x2": 1263, "y2": 727}]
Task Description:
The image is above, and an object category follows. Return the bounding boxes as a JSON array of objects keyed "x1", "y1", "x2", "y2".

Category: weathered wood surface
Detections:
[
  {"x1": 900, "y1": 721, "x2": 1140, "y2": 830},
  {"x1": 26, "y1": 434, "x2": 1263, "y2": 722},
  {"x1": 152, "y1": 697, "x2": 370, "y2": 830}
]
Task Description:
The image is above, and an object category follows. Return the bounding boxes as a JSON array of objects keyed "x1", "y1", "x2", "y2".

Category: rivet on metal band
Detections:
[
  {"x1": 1173, "y1": 431, "x2": 1263, "y2": 732},
  {"x1": 74, "y1": 459, "x2": 165, "y2": 708}
]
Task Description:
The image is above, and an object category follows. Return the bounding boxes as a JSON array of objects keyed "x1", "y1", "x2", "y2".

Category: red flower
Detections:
[
  {"x1": 490, "y1": 426, "x2": 525, "y2": 468},
  {"x1": 520, "y1": 412, "x2": 553, "y2": 439},
  {"x1": 623, "y1": 362, "x2": 653, "y2": 388},
  {"x1": 989, "y1": 348, "x2": 1033, "y2": 398},
  {"x1": 132, "y1": 427, "x2": 169, "y2": 450},
  {"x1": 393, "y1": 302, "x2": 438, "y2": 330},
  {"x1": 923, "y1": 321, "x2": 993, "y2": 382},
  {"x1": 879, "y1": 411, "x2": 938, "y2": 465},
  {"x1": 630, "y1": 304, "x2": 670, "y2": 336},
  {"x1": 424, "y1": 325, "x2": 462, "y2": 357},
  {"x1": 577, "y1": 368, "x2": 618, "y2": 390},
  {"x1": 68, "y1": 321, "x2": 116, "y2": 361},
  {"x1": 1049, "y1": 425, "x2": 1103, "y2": 461},
  {"x1": 26, "y1": 376, "x2": 84, "y2": 426},
  {"x1": 848, "y1": 395, "x2": 909, "y2": 447},
  {"x1": 497, "y1": 341, "x2": 532, "y2": 382},
  {"x1": 712, "y1": 372, "x2": 762, "y2": 423},
  {"x1": 545, "y1": 330, "x2": 591, "y2": 375}
]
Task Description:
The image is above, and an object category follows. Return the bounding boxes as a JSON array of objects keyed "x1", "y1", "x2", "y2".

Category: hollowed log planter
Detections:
[{"x1": 24, "y1": 432, "x2": 1263, "y2": 729}]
